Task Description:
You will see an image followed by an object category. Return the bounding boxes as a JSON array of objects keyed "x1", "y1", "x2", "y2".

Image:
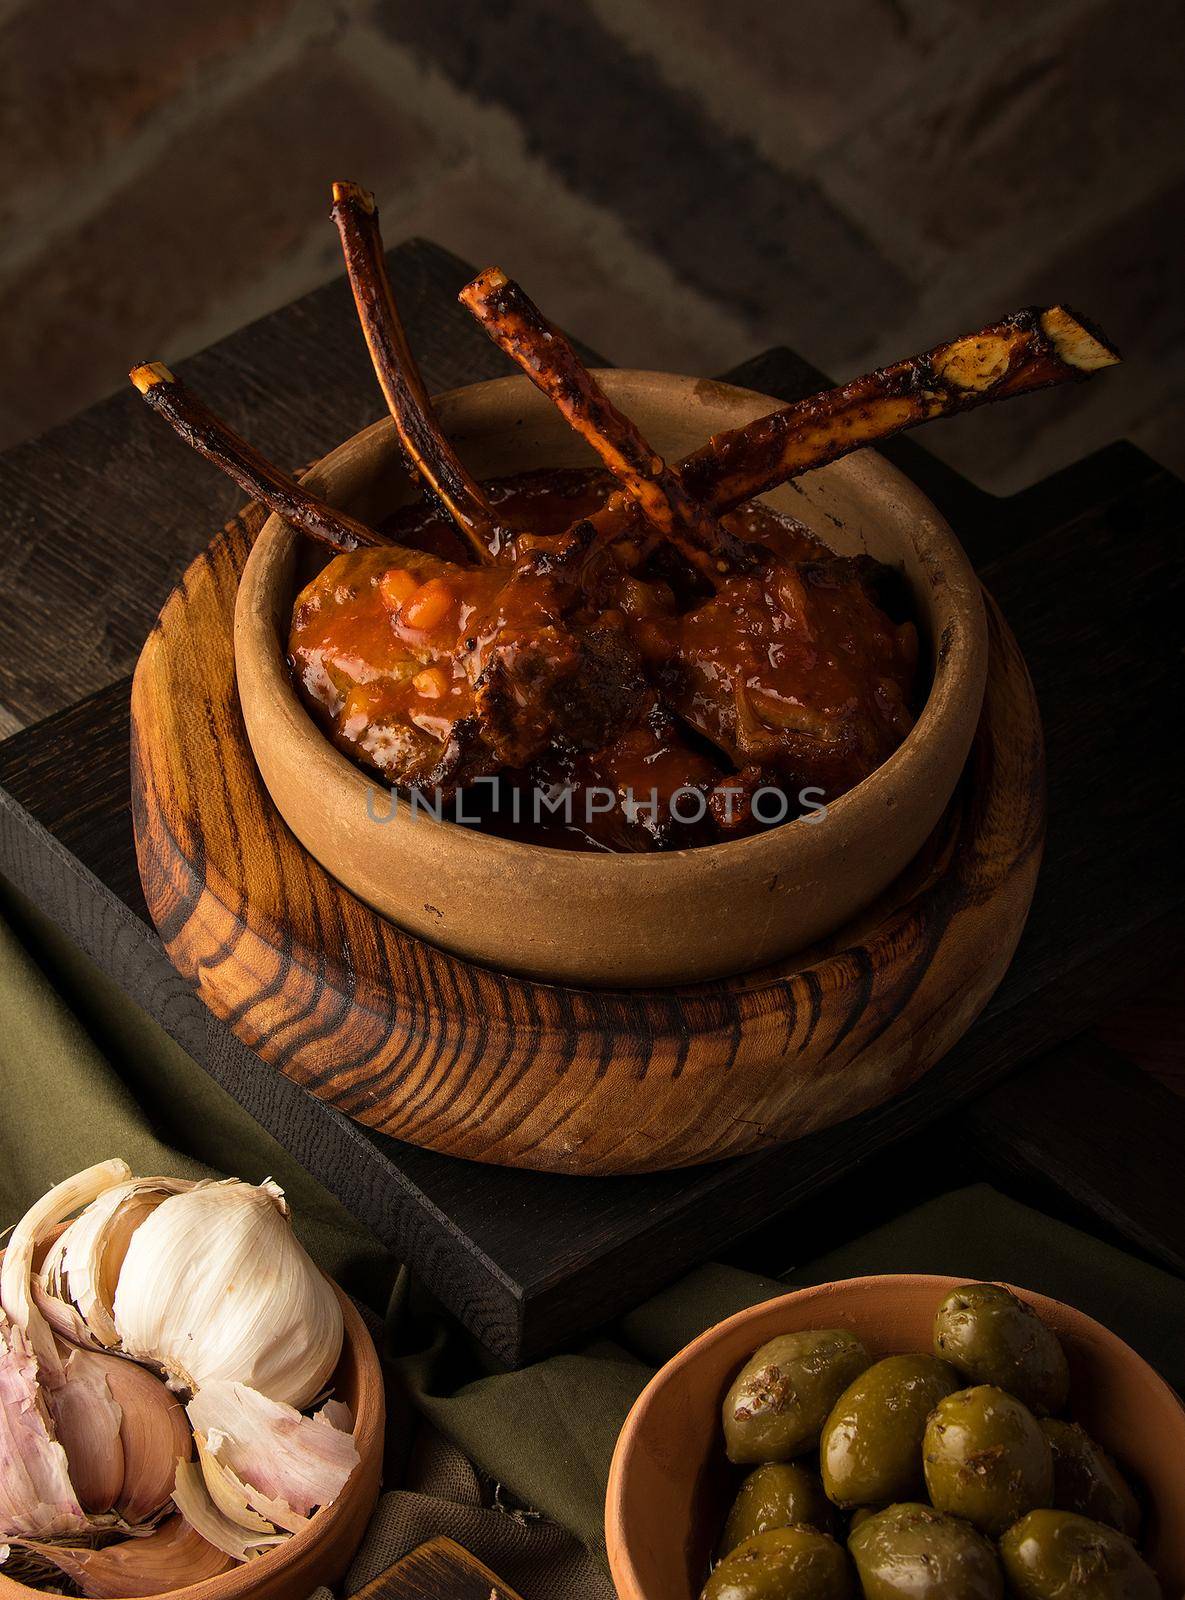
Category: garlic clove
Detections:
[
  {"x1": 8, "y1": 1511, "x2": 234, "y2": 1596},
  {"x1": 0, "y1": 1310, "x2": 89, "y2": 1538},
  {"x1": 32, "y1": 1231, "x2": 97, "y2": 1351},
  {"x1": 188, "y1": 1380, "x2": 359, "y2": 1520},
  {"x1": 1, "y1": 1161, "x2": 132, "y2": 1381},
  {"x1": 37, "y1": 1341, "x2": 190, "y2": 1529},
  {"x1": 45, "y1": 1350, "x2": 124, "y2": 1516},
  {"x1": 99, "y1": 1350, "x2": 191, "y2": 1525},
  {"x1": 64, "y1": 1180, "x2": 193, "y2": 1349},
  {"x1": 172, "y1": 1459, "x2": 287, "y2": 1562},
  {"x1": 113, "y1": 1179, "x2": 343, "y2": 1409}
]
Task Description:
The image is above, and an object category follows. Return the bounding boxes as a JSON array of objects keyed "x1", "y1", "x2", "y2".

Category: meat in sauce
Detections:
[{"x1": 287, "y1": 468, "x2": 920, "y2": 851}]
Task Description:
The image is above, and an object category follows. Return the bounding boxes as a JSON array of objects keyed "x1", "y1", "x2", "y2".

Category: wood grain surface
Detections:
[
  {"x1": 129, "y1": 495, "x2": 1043, "y2": 1175},
  {"x1": 965, "y1": 1036, "x2": 1185, "y2": 1277},
  {"x1": 348, "y1": 1538, "x2": 524, "y2": 1600}
]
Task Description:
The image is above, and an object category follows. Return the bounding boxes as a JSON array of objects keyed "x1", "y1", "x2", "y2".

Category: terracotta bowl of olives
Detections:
[{"x1": 605, "y1": 1274, "x2": 1185, "y2": 1600}]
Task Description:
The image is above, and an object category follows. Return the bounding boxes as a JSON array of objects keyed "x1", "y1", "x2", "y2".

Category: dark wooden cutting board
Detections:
[{"x1": 1, "y1": 241, "x2": 1183, "y2": 1364}]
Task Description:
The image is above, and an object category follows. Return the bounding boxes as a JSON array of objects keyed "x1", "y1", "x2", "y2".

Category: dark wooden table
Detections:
[{"x1": 1, "y1": 240, "x2": 1183, "y2": 1367}]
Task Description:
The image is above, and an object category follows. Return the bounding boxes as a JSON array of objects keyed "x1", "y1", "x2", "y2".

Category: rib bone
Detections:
[
  {"x1": 677, "y1": 305, "x2": 1121, "y2": 512},
  {"x1": 332, "y1": 183, "x2": 500, "y2": 562},
  {"x1": 129, "y1": 364, "x2": 382, "y2": 553},
  {"x1": 460, "y1": 266, "x2": 750, "y2": 575}
]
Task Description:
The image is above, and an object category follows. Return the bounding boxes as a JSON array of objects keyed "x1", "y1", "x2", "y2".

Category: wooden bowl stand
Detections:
[{"x1": 131, "y1": 506, "x2": 1044, "y2": 1177}]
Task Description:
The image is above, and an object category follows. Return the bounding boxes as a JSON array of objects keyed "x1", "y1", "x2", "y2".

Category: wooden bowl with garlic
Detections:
[{"x1": 0, "y1": 1162, "x2": 383, "y2": 1600}]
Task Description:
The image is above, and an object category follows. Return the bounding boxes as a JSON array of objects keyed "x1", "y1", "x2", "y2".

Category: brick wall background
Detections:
[{"x1": 3, "y1": 0, "x2": 1182, "y2": 491}]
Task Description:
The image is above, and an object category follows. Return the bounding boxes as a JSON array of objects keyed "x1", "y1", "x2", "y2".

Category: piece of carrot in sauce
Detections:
[
  {"x1": 401, "y1": 578, "x2": 456, "y2": 632},
  {"x1": 379, "y1": 567, "x2": 421, "y2": 610},
  {"x1": 340, "y1": 684, "x2": 373, "y2": 731}
]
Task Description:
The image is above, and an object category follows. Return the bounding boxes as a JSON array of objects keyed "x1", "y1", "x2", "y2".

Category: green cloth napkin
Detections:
[{"x1": 3, "y1": 882, "x2": 1183, "y2": 1581}]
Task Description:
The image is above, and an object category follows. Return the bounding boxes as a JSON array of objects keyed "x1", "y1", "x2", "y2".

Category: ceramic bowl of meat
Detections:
[
  {"x1": 234, "y1": 370, "x2": 987, "y2": 986},
  {"x1": 605, "y1": 1275, "x2": 1185, "y2": 1600}
]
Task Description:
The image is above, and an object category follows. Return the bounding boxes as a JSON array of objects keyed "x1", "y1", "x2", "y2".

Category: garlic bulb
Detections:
[
  {"x1": 43, "y1": 1178, "x2": 194, "y2": 1350},
  {"x1": 112, "y1": 1179, "x2": 342, "y2": 1408},
  {"x1": 1, "y1": 1163, "x2": 356, "y2": 1592}
]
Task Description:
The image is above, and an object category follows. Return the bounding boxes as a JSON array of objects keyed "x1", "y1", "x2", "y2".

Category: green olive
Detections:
[
  {"x1": 701, "y1": 1526, "x2": 855, "y2": 1600},
  {"x1": 923, "y1": 1385, "x2": 1053, "y2": 1535},
  {"x1": 999, "y1": 1509, "x2": 1161, "y2": 1599},
  {"x1": 720, "y1": 1463, "x2": 837, "y2": 1554},
  {"x1": 932, "y1": 1283, "x2": 1069, "y2": 1416},
  {"x1": 724, "y1": 1331, "x2": 873, "y2": 1464},
  {"x1": 848, "y1": 1502, "x2": 1003, "y2": 1599},
  {"x1": 820, "y1": 1355, "x2": 959, "y2": 1508},
  {"x1": 1041, "y1": 1419, "x2": 1141, "y2": 1537}
]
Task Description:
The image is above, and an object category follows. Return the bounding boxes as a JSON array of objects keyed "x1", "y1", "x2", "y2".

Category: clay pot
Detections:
[
  {"x1": 235, "y1": 370, "x2": 986, "y2": 986},
  {"x1": 605, "y1": 1274, "x2": 1185, "y2": 1600}
]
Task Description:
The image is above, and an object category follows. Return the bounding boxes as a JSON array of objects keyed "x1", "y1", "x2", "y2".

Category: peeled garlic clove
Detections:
[
  {"x1": 114, "y1": 1180, "x2": 342, "y2": 1408},
  {"x1": 1, "y1": 1161, "x2": 132, "y2": 1381},
  {"x1": 8, "y1": 1512, "x2": 234, "y2": 1596},
  {"x1": 188, "y1": 1380, "x2": 359, "y2": 1519},
  {"x1": 99, "y1": 1351, "x2": 191, "y2": 1525},
  {"x1": 45, "y1": 1350, "x2": 124, "y2": 1515},
  {"x1": 172, "y1": 1459, "x2": 287, "y2": 1562},
  {"x1": 0, "y1": 1309, "x2": 89, "y2": 1538}
]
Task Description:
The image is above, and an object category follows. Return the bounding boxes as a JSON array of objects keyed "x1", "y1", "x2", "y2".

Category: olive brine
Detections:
[{"x1": 703, "y1": 1282, "x2": 1160, "y2": 1600}]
